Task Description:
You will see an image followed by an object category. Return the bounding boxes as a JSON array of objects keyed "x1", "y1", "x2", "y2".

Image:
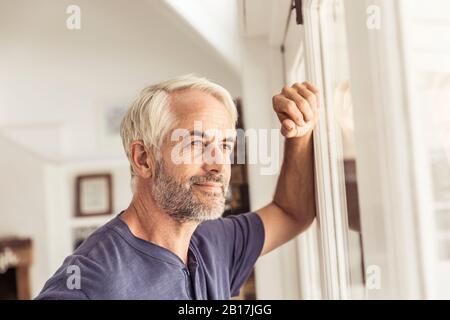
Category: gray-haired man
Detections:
[{"x1": 37, "y1": 75, "x2": 320, "y2": 299}]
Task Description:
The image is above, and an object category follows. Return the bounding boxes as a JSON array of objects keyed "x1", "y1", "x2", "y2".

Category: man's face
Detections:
[{"x1": 151, "y1": 88, "x2": 235, "y2": 223}]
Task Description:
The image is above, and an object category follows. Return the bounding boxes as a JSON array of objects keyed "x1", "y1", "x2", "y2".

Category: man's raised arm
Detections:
[{"x1": 257, "y1": 82, "x2": 320, "y2": 256}]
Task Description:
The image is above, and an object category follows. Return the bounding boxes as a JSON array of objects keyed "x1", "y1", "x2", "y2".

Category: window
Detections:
[
  {"x1": 321, "y1": 0, "x2": 365, "y2": 298},
  {"x1": 285, "y1": 20, "x2": 324, "y2": 299},
  {"x1": 402, "y1": 0, "x2": 450, "y2": 298},
  {"x1": 284, "y1": 0, "x2": 366, "y2": 299},
  {"x1": 284, "y1": 0, "x2": 450, "y2": 299},
  {"x1": 341, "y1": 0, "x2": 450, "y2": 298}
]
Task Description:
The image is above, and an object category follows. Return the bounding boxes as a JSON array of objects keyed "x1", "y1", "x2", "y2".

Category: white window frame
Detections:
[
  {"x1": 284, "y1": 23, "x2": 325, "y2": 299},
  {"x1": 283, "y1": 0, "x2": 442, "y2": 300},
  {"x1": 302, "y1": 0, "x2": 354, "y2": 299},
  {"x1": 284, "y1": 0, "x2": 358, "y2": 300},
  {"x1": 343, "y1": 0, "x2": 435, "y2": 299},
  {"x1": 283, "y1": 5, "x2": 327, "y2": 300}
]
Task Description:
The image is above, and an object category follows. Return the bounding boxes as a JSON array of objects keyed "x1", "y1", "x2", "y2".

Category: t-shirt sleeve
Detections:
[
  {"x1": 227, "y1": 212, "x2": 265, "y2": 296},
  {"x1": 34, "y1": 255, "x2": 104, "y2": 300},
  {"x1": 196, "y1": 212, "x2": 265, "y2": 297},
  {"x1": 35, "y1": 282, "x2": 89, "y2": 300}
]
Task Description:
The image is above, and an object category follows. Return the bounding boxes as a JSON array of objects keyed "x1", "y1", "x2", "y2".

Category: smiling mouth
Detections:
[{"x1": 193, "y1": 183, "x2": 223, "y2": 193}]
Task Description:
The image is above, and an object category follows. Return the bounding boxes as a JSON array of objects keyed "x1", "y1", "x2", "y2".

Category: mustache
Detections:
[{"x1": 190, "y1": 174, "x2": 226, "y2": 186}]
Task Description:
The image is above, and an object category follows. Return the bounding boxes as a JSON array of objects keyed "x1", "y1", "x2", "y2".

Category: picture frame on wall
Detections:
[
  {"x1": 72, "y1": 226, "x2": 99, "y2": 250},
  {"x1": 75, "y1": 173, "x2": 113, "y2": 217}
]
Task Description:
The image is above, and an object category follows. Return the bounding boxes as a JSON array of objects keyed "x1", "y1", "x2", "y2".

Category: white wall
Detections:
[
  {"x1": 43, "y1": 159, "x2": 133, "y2": 294},
  {"x1": 0, "y1": 134, "x2": 50, "y2": 298},
  {"x1": 163, "y1": 0, "x2": 242, "y2": 74},
  {"x1": 241, "y1": 36, "x2": 301, "y2": 299},
  {"x1": 0, "y1": 0, "x2": 303, "y2": 300},
  {"x1": 0, "y1": 0, "x2": 242, "y2": 298},
  {"x1": 0, "y1": 0, "x2": 241, "y2": 161}
]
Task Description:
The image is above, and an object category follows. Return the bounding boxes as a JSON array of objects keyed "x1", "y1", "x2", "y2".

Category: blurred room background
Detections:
[{"x1": 0, "y1": 0, "x2": 449, "y2": 300}]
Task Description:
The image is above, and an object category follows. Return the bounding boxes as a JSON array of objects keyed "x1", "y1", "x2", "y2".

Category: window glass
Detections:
[
  {"x1": 404, "y1": 0, "x2": 450, "y2": 297},
  {"x1": 326, "y1": 0, "x2": 365, "y2": 298},
  {"x1": 288, "y1": 51, "x2": 324, "y2": 300},
  {"x1": 292, "y1": 0, "x2": 366, "y2": 298}
]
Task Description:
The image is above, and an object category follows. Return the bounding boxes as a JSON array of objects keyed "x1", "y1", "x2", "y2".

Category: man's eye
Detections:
[
  {"x1": 222, "y1": 144, "x2": 233, "y2": 152},
  {"x1": 191, "y1": 140, "x2": 204, "y2": 147}
]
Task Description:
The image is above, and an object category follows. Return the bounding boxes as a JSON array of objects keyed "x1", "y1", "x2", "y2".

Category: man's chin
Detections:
[
  {"x1": 194, "y1": 212, "x2": 223, "y2": 222},
  {"x1": 192, "y1": 205, "x2": 225, "y2": 222}
]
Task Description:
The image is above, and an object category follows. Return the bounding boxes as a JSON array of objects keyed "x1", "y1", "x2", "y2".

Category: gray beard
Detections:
[{"x1": 151, "y1": 161, "x2": 226, "y2": 223}]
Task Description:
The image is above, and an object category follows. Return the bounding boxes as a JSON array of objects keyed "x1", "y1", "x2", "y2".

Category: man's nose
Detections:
[{"x1": 202, "y1": 144, "x2": 227, "y2": 174}]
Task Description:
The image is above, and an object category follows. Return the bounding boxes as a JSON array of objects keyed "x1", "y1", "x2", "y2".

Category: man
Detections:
[{"x1": 36, "y1": 74, "x2": 320, "y2": 299}]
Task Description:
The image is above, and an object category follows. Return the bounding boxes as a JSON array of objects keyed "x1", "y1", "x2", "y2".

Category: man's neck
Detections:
[{"x1": 120, "y1": 191, "x2": 198, "y2": 265}]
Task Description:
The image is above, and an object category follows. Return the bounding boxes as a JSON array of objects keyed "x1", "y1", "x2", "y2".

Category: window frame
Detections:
[
  {"x1": 284, "y1": 0, "x2": 443, "y2": 300},
  {"x1": 303, "y1": 0, "x2": 354, "y2": 299},
  {"x1": 344, "y1": 0, "x2": 433, "y2": 299},
  {"x1": 284, "y1": 0, "x2": 357, "y2": 299}
]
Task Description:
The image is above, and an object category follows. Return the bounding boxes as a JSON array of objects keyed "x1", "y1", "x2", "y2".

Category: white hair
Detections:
[{"x1": 120, "y1": 74, "x2": 238, "y2": 193}]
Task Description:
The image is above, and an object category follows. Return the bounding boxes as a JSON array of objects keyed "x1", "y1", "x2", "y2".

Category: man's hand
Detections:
[
  {"x1": 272, "y1": 82, "x2": 321, "y2": 138},
  {"x1": 257, "y1": 82, "x2": 320, "y2": 256}
]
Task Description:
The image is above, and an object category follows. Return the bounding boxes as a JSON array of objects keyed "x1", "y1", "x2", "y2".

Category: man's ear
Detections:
[{"x1": 130, "y1": 141, "x2": 156, "y2": 179}]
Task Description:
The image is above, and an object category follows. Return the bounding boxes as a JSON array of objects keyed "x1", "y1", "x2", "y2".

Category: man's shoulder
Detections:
[
  {"x1": 72, "y1": 217, "x2": 125, "y2": 260},
  {"x1": 35, "y1": 216, "x2": 131, "y2": 299},
  {"x1": 34, "y1": 252, "x2": 106, "y2": 299}
]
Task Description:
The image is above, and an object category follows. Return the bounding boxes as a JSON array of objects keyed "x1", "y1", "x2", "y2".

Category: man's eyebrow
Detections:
[
  {"x1": 222, "y1": 135, "x2": 236, "y2": 143},
  {"x1": 187, "y1": 130, "x2": 236, "y2": 143},
  {"x1": 188, "y1": 130, "x2": 205, "y2": 138}
]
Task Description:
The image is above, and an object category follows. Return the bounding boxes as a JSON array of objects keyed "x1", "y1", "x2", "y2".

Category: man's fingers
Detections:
[
  {"x1": 281, "y1": 119, "x2": 297, "y2": 138},
  {"x1": 303, "y1": 81, "x2": 319, "y2": 94},
  {"x1": 281, "y1": 85, "x2": 314, "y2": 123},
  {"x1": 272, "y1": 81, "x2": 321, "y2": 139},
  {"x1": 272, "y1": 96, "x2": 302, "y2": 138},
  {"x1": 281, "y1": 119, "x2": 313, "y2": 138},
  {"x1": 292, "y1": 83, "x2": 318, "y2": 117},
  {"x1": 303, "y1": 81, "x2": 321, "y2": 109},
  {"x1": 273, "y1": 94, "x2": 305, "y2": 126}
]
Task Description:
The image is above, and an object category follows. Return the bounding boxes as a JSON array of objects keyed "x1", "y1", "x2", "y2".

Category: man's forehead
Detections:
[{"x1": 168, "y1": 89, "x2": 236, "y2": 140}]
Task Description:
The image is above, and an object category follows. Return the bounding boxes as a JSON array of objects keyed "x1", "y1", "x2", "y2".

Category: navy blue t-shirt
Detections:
[{"x1": 35, "y1": 211, "x2": 265, "y2": 300}]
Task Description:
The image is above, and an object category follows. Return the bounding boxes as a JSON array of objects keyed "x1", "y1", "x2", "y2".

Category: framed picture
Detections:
[
  {"x1": 75, "y1": 173, "x2": 113, "y2": 217},
  {"x1": 72, "y1": 226, "x2": 99, "y2": 250}
]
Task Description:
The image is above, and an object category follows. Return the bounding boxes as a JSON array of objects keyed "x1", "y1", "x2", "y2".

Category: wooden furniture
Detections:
[{"x1": 0, "y1": 238, "x2": 32, "y2": 300}]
